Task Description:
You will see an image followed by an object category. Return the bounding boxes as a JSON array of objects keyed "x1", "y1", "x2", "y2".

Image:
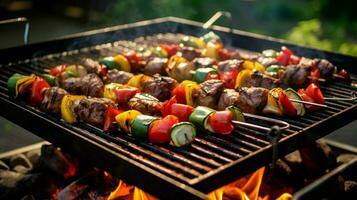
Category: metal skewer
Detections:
[
  {"x1": 289, "y1": 99, "x2": 328, "y2": 108},
  {"x1": 232, "y1": 113, "x2": 290, "y2": 133}
]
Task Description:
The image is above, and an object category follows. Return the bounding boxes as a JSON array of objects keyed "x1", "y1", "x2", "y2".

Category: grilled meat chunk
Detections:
[
  {"x1": 105, "y1": 69, "x2": 133, "y2": 84},
  {"x1": 236, "y1": 87, "x2": 268, "y2": 114},
  {"x1": 314, "y1": 59, "x2": 335, "y2": 79},
  {"x1": 192, "y1": 57, "x2": 216, "y2": 69},
  {"x1": 74, "y1": 98, "x2": 115, "y2": 126},
  {"x1": 63, "y1": 73, "x2": 104, "y2": 97},
  {"x1": 178, "y1": 46, "x2": 202, "y2": 61},
  {"x1": 218, "y1": 89, "x2": 240, "y2": 111},
  {"x1": 80, "y1": 58, "x2": 103, "y2": 74},
  {"x1": 142, "y1": 74, "x2": 178, "y2": 101},
  {"x1": 128, "y1": 93, "x2": 162, "y2": 116},
  {"x1": 243, "y1": 71, "x2": 280, "y2": 89},
  {"x1": 40, "y1": 87, "x2": 68, "y2": 114},
  {"x1": 279, "y1": 65, "x2": 311, "y2": 88},
  {"x1": 144, "y1": 57, "x2": 168, "y2": 76},
  {"x1": 197, "y1": 80, "x2": 225, "y2": 109},
  {"x1": 217, "y1": 59, "x2": 243, "y2": 73}
]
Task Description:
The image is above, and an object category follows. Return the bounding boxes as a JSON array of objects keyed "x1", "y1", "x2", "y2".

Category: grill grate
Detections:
[{"x1": 0, "y1": 19, "x2": 356, "y2": 199}]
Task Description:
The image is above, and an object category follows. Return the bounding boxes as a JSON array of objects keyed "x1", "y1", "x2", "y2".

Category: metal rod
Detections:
[
  {"x1": 243, "y1": 113, "x2": 290, "y2": 130},
  {"x1": 232, "y1": 120, "x2": 271, "y2": 132},
  {"x1": 324, "y1": 97, "x2": 357, "y2": 101},
  {"x1": 0, "y1": 17, "x2": 29, "y2": 45},
  {"x1": 289, "y1": 99, "x2": 328, "y2": 108},
  {"x1": 202, "y1": 11, "x2": 233, "y2": 33}
]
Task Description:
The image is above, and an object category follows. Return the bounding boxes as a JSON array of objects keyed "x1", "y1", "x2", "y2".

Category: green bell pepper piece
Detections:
[
  {"x1": 189, "y1": 106, "x2": 215, "y2": 129},
  {"x1": 192, "y1": 68, "x2": 218, "y2": 83},
  {"x1": 131, "y1": 115, "x2": 159, "y2": 139}
]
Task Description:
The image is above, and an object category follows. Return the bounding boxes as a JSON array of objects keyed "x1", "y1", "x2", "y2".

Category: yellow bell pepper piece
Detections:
[
  {"x1": 104, "y1": 83, "x2": 124, "y2": 101},
  {"x1": 202, "y1": 41, "x2": 220, "y2": 59},
  {"x1": 115, "y1": 110, "x2": 142, "y2": 133},
  {"x1": 16, "y1": 74, "x2": 36, "y2": 97},
  {"x1": 114, "y1": 55, "x2": 131, "y2": 72},
  {"x1": 262, "y1": 91, "x2": 283, "y2": 116},
  {"x1": 61, "y1": 95, "x2": 86, "y2": 124},
  {"x1": 127, "y1": 74, "x2": 152, "y2": 89},
  {"x1": 181, "y1": 80, "x2": 199, "y2": 106},
  {"x1": 190, "y1": 37, "x2": 206, "y2": 49},
  {"x1": 242, "y1": 60, "x2": 265, "y2": 72},
  {"x1": 234, "y1": 69, "x2": 252, "y2": 89}
]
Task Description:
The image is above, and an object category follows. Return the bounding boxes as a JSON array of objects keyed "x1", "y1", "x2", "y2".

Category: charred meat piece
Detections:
[
  {"x1": 142, "y1": 74, "x2": 178, "y2": 101},
  {"x1": 218, "y1": 89, "x2": 240, "y2": 110},
  {"x1": 314, "y1": 58, "x2": 335, "y2": 79},
  {"x1": 279, "y1": 65, "x2": 311, "y2": 88},
  {"x1": 80, "y1": 58, "x2": 103, "y2": 74},
  {"x1": 217, "y1": 59, "x2": 243, "y2": 73},
  {"x1": 197, "y1": 80, "x2": 225, "y2": 109},
  {"x1": 236, "y1": 87, "x2": 268, "y2": 114},
  {"x1": 128, "y1": 93, "x2": 163, "y2": 116},
  {"x1": 105, "y1": 69, "x2": 133, "y2": 84},
  {"x1": 74, "y1": 98, "x2": 115, "y2": 126},
  {"x1": 144, "y1": 57, "x2": 168, "y2": 76},
  {"x1": 40, "y1": 87, "x2": 68, "y2": 114},
  {"x1": 63, "y1": 73, "x2": 104, "y2": 97},
  {"x1": 244, "y1": 70, "x2": 280, "y2": 89},
  {"x1": 178, "y1": 46, "x2": 202, "y2": 61},
  {"x1": 192, "y1": 57, "x2": 216, "y2": 69}
]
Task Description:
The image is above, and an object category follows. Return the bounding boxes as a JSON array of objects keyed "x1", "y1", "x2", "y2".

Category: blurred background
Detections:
[{"x1": 0, "y1": 0, "x2": 356, "y2": 151}]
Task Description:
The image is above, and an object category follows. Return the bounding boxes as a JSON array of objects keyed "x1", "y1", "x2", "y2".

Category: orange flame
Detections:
[
  {"x1": 208, "y1": 167, "x2": 268, "y2": 200},
  {"x1": 108, "y1": 180, "x2": 133, "y2": 200}
]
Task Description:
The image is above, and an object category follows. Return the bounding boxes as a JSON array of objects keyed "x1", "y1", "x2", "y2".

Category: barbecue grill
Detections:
[{"x1": 0, "y1": 16, "x2": 356, "y2": 199}]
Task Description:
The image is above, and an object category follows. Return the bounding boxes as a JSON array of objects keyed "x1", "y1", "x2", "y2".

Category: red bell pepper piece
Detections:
[
  {"x1": 290, "y1": 55, "x2": 300, "y2": 65},
  {"x1": 310, "y1": 68, "x2": 321, "y2": 83},
  {"x1": 50, "y1": 64, "x2": 66, "y2": 76},
  {"x1": 220, "y1": 69, "x2": 238, "y2": 89},
  {"x1": 276, "y1": 46, "x2": 295, "y2": 66},
  {"x1": 99, "y1": 65, "x2": 107, "y2": 78},
  {"x1": 306, "y1": 83, "x2": 324, "y2": 104},
  {"x1": 159, "y1": 44, "x2": 179, "y2": 57},
  {"x1": 104, "y1": 106, "x2": 123, "y2": 132},
  {"x1": 171, "y1": 85, "x2": 186, "y2": 104},
  {"x1": 124, "y1": 51, "x2": 142, "y2": 72},
  {"x1": 114, "y1": 87, "x2": 140, "y2": 104},
  {"x1": 30, "y1": 77, "x2": 50, "y2": 106},
  {"x1": 208, "y1": 111, "x2": 234, "y2": 134},
  {"x1": 161, "y1": 96, "x2": 177, "y2": 117},
  {"x1": 218, "y1": 48, "x2": 234, "y2": 60},
  {"x1": 278, "y1": 91, "x2": 297, "y2": 117},
  {"x1": 148, "y1": 115, "x2": 179, "y2": 144},
  {"x1": 298, "y1": 89, "x2": 320, "y2": 111},
  {"x1": 337, "y1": 69, "x2": 350, "y2": 81}
]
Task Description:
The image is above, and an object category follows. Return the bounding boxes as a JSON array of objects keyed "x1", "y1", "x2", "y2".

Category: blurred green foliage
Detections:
[{"x1": 99, "y1": 0, "x2": 357, "y2": 56}]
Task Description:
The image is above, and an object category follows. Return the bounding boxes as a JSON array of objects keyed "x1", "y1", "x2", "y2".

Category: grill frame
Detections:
[{"x1": 0, "y1": 17, "x2": 356, "y2": 199}]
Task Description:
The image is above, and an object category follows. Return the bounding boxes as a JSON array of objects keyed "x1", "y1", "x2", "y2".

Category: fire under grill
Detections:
[{"x1": 0, "y1": 17, "x2": 356, "y2": 199}]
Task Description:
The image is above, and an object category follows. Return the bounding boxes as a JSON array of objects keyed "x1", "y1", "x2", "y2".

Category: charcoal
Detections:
[
  {"x1": 0, "y1": 169, "x2": 25, "y2": 188},
  {"x1": 0, "y1": 160, "x2": 9, "y2": 170},
  {"x1": 58, "y1": 172, "x2": 95, "y2": 200},
  {"x1": 26, "y1": 149, "x2": 41, "y2": 166},
  {"x1": 299, "y1": 141, "x2": 337, "y2": 178},
  {"x1": 337, "y1": 154, "x2": 357, "y2": 164},
  {"x1": 20, "y1": 195, "x2": 35, "y2": 200},
  {"x1": 9, "y1": 154, "x2": 32, "y2": 169},
  {"x1": 344, "y1": 180, "x2": 357, "y2": 193},
  {"x1": 39, "y1": 145, "x2": 77, "y2": 177},
  {"x1": 13, "y1": 165, "x2": 30, "y2": 174}
]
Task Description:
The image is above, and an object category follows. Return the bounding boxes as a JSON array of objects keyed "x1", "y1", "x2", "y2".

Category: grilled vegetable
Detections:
[
  {"x1": 166, "y1": 55, "x2": 194, "y2": 82},
  {"x1": 242, "y1": 60, "x2": 265, "y2": 72},
  {"x1": 220, "y1": 69, "x2": 238, "y2": 89},
  {"x1": 131, "y1": 115, "x2": 159, "y2": 139},
  {"x1": 192, "y1": 68, "x2": 219, "y2": 83},
  {"x1": 99, "y1": 55, "x2": 131, "y2": 72},
  {"x1": 104, "y1": 83, "x2": 123, "y2": 101},
  {"x1": 207, "y1": 110, "x2": 234, "y2": 134},
  {"x1": 202, "y1": 41, "x2": 222, "y2": 59},
  {"x1": 40, "y1": 74, "x2": 57, "y2": 86},
  {"x1": 123, "y1": 51, "x2": 142, "y2": 72},
  {"x1": 152, "y1": 46, "x2": 168, "y2": 58},
  {"x1": 298, "y1": 89, "x2": 319, "y2": 111},
  {"x1": 180, "y1": 36, "x2": 206, "y2": 49},
  {"x1": 61, "y1": 95, "x2": 86, "y2": 123},
  {"x1": 306, "y1": 83, "x2": 324, "y2": 104},
  {"x1": 50, "y1": 64, "x2": 66, "y2": 76},
  {"x1": 170, "y1": 122, "x2": 196, "y2": 147},
  {"x1": 7, "y1": 73, "x2": 36, "y2": 97},
  {"x1": 234, "y1": 69, "x2": 252, "y2": 89},
  {"x1": 161, "y1": 96, "x2": 193, "y2": 122},
  {"x1": 115, "y1": 110, "x2": 142, "y2": 133},
  {"x1": 148, "y1": 115, "x2": 179, "y2": 144},
  {"x1": 285, "y1": 88, "x2": 305, "y2": 116},
  {"x1": 278, "y1": 89, "x2": 297, "y2": 117},
  {"x1": 201, "y1": 31, "x2": 222, "y2": 44},
  {"x1": 64, "y1": 65, "x2": 87, "y2": 77},
  {"x1": 104, "y1": 106, "x2": 123, "y2": 132},
  {"x1": 189, "y1": 106, "x2": 214, "y2": 130},
  {"x1": 226, "y1": 106, "x2": 245, "y2": 122},
  {"x1": 262, "y1": 49, "x2": 277, "y2": 58},
  {"x1": 30, "y1": 77, "x2": 50, "y2": 106},
  {"x1": 171, "y1": 84, "x2": 186, "y2": 104},
  {"x1": 127, "y1": 74, "x2": 152, "y2": 89},
  {"x1": 158, "y1": 44, "x2": 179, "y2": 57},
  {"x1": 182, "y1": 80, "x2": 200, "y2": 106},
  {"x1": 263, "y1": 89, "x2": 283, "y2": 116}
]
